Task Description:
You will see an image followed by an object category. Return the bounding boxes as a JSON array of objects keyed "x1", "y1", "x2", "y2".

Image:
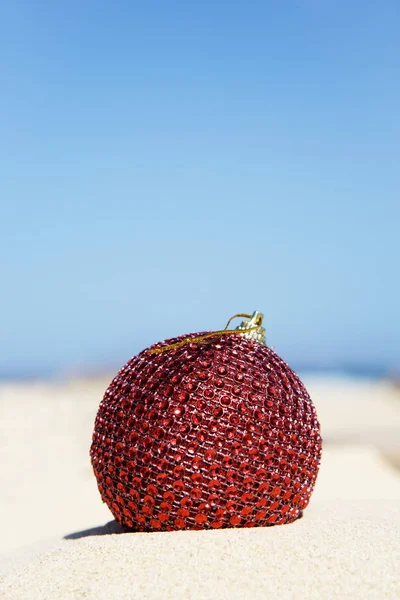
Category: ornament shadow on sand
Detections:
[
  {"x1": 64, "y1": 520, "x2": 125, "y2": 540},
  {"x1": 89, "y1": 311, "x2": 322, "y2": 533}
]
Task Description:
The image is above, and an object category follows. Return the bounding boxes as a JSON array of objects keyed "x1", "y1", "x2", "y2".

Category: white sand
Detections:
[
  {"x1": 1, "y1": 377, "x2": 399, "y2": 598},
  {"x1": 305, "y1": 377, "x2": 400, "y2": 456}
]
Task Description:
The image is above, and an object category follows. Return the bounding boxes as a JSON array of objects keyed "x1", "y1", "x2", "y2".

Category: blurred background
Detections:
[
  {"x1": 1, "y1": 0, "x2": 399, "y2": 380},
  {"x1": 1, "y1": 0, "x2": 400, "y2": 553}
]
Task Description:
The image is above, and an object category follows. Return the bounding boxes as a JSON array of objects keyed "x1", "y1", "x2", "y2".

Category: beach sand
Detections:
[{"x1": 1, "y1": 377, "x2": 399, "y2": 598}]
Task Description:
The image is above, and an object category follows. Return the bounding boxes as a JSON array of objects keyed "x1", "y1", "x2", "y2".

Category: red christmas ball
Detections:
[{"x1": 90, "y1": 314, "x2": 322, "y2": 531}]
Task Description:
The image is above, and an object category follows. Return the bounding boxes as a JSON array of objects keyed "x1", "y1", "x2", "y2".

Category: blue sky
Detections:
[{"x1": 1, "y1": 1, "x2": 399, "y2": 376}]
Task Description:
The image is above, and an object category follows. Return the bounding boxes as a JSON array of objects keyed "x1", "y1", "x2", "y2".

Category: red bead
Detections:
[
  {"x1": 195, "y1": 513, "x2": 208, "y2": 524},
  {"x1": 90, "y1": 333, "x2": 322, "y2": 531}
]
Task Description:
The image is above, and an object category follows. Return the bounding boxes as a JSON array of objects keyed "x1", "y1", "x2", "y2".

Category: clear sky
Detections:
[{"x1": 1, "y1": 1, "x2": 399, "y2": 377}]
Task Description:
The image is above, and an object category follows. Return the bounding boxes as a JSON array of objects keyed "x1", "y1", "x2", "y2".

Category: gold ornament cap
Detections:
[{"x1": 233, "y1": 311, "x2": 266, "y2": 345}]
